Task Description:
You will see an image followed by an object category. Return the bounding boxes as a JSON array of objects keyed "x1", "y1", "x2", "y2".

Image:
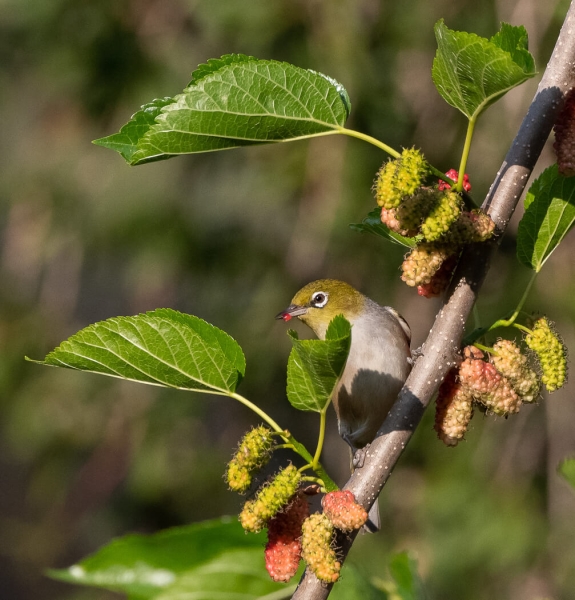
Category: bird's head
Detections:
[{"x1": 276, "y1": 279, "x2": 366, "y2": 338}]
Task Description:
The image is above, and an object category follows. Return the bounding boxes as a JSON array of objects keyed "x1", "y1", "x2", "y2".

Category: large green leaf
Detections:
[
  {"x1": 94, "y1": 54, "x2": 351, "y2": 165},
  {"x1": 387, "y1": 552, "x2": 425, "y2": 600},
  {"x1": 432, "y1": 21, "x2": 536, "y2": 121},
  {"x1": 517, "y1": 165, "x2": 575, "y2": 272},
  {"x1": 350, "y1": 208, "x2": 419, "y2": 248},
  {"x1": 372, "y1": 552, "x2": 425, "y2": 600},
  {"x1": 286, "y1": 315, "x2": 351, "y2": 412},
  {"x1": 155, "y1": 548, "x2": 296, "y2": 600},
  {"x1": 29, "y1": 309, "x2": 246, "y2": 394},
  {"x1": 48, "y1": 518, "x2": 278, "y2": 600},
  {"x1": 49, "y1": 516, "x2": 384, "y2": 599},
  {"x1": 558, "y1": 458, "x2": 575, "y2": 491}
]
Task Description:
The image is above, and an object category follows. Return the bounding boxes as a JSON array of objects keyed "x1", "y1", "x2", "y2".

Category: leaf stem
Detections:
[
  {"x1": 312, "y1": 410, "x2": 327, "y2": 469},
  {"x1": 337, "y1": 127, "x2": 400, "y2": 157},
  {"x1": 485, "y1": 271, "x2": 537, "y2": 331},
  {"x1": 227, "y1": 391, "x2": 338, "y2": 491},
  {"x1": 457, "y1": 117, "x2": 476, "y2": 191},
  {"x1": 463, "y1": 272, "x2": 537, "y2": 345},
  {"x1": 228, "y1": 391, "x2": 286, "y2": 434}
]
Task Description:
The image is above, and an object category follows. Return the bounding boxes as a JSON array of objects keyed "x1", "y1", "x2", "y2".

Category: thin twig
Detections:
[{"x1": 292, "y1": 3, "x2": 575, "y2": 597}]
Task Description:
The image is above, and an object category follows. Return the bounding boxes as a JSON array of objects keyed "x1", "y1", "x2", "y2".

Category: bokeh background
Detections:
[{"x1": 1, "y1": 0, "x2": 574, "y2": 598}]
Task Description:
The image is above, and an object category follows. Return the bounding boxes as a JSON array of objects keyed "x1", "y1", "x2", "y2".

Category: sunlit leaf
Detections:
[
  {"x1": 94, "y1": 54, "x2": 351, "y2": 165},
  {"x1": 48, "y1": 518, "x2": 276, "y2": 600},
  {"x1": 286, "y1": 315, "x2": 351, "y2": 412},
  {"x1": 517, "y1": 165, "x2": 575, "y2": 271},
  {"x1": 29, "y1": 309, "x2": 245, "y2": 394},
  {"x1": 432, "y1": 20, "x2": 536, "y2": 121}
]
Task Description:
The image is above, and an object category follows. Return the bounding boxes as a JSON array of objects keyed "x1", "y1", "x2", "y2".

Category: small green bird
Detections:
[{"x1": 277, "y1": 279, "x2": 412, "y2": 530}]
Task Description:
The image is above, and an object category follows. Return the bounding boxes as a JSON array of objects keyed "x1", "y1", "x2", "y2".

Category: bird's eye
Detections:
[{"x1": 311, "y1": 292, "x2": 328, "y2": 308}]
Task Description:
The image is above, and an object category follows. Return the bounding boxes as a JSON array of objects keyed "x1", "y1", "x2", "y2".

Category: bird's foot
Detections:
[
  {"x1": 409, "y1": 345, "x2": 424, "y2": 365},
  {"x1": 352, "y1": 444, "x2": 370, "y2": 469}
]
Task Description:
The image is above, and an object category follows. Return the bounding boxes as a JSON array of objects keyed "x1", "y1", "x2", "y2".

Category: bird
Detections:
[{"x1": 276, "y1": 279, "x2": 412, "y2": 530}]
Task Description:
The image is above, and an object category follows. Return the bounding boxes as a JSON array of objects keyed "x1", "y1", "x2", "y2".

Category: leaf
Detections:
[
  {"x1": 432, "y1": 20, "x2": 536, "y2": 121},
  {"x1": 94, "y1": 54, "x2": 351, "y2": 165},
  {"x1": 49, "y1": 517, "x2": 382, "y2": 600},
  {"x1": 372, "y1": 552, "x2": 425, "y2": 600},
  {"x1": 558, "y1": 458, "x2": 575, "y2": 491},
  {"x1": 48, "y1": 518, "x2": 277, "y2": 599},
  {"x1": 350, "y1": 208, "x2": 419, "y2": 248},
  {"x1": 155, "y1": 548, "x2": 296, "y2": 600},
  {"x1": 387, "y1": 552, "x2": 425, "y2": 600},
  {"x1": 516, "y1": 165, "x2": 575, "y2": 271},
  {"x1": 331, "y1": 565, "x2": 386, "y2": 600},
  {"x1": 286, "y1": 315, "x2": 351, "y2": 412},
  {"x1": 93, "y1": 97, "x2": 177, "y2": 164},
  {"x1": 29, "y1": 309, "x2": 246, "y2": 394}
]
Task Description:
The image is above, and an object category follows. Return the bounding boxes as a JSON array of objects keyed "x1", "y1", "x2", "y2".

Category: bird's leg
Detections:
[
  {"x1": 343, "y1": 434, "x2": 369, "y2": 469},
  {"x1": 352, "y1": 444, "x2": 370, "y2": 469},
  {"x1": 408, "y1": 345, "x2": 424, "y2": 365}
]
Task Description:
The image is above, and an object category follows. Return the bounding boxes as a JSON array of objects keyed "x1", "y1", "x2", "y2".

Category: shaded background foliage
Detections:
[{"x1": 1, "y1": 0, "x2": 574, "y2": 599}]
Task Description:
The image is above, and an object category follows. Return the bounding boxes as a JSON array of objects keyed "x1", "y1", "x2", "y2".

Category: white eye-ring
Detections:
[{"x1": 311, "y1": 291, "x2": 329, "y2": 308}]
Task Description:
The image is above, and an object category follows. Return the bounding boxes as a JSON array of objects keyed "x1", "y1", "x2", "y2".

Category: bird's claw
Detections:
[{"x1": 352, "y1": 445, "x2": 370, "y2": 469}]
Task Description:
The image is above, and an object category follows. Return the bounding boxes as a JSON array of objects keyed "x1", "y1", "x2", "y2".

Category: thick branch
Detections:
[{"x1": 293, "y1": 4, "x2": 575, "y2": 598}]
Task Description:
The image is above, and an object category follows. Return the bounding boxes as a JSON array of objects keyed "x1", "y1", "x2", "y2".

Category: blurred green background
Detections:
[{"x1": 1, "y1": 0, "x2": 574, "y2": 599}]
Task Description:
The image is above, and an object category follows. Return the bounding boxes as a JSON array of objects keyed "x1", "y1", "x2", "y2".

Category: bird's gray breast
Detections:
[{"x1": 333, "y1": 304, "x2": 411, "y2": 449}]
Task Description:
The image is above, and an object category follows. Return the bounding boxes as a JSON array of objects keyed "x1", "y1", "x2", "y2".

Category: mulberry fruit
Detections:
[
  {"x1": 525, "y1": 318, "x2": 568, "y2": 392},
  {"x1": 322, "y1": 490, "x2": 368, "y2": 532},
  {"x1": 240, "y1": 465, "x2": 301, "y2": 533},
  {"x1": 301, "y1": 514, "x2": 340, "y2": 583}
]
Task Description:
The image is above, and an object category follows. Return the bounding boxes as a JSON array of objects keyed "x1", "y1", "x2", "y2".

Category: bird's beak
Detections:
[{"x1": 275, "y1": 304, "x2": 308, "y2": 322}]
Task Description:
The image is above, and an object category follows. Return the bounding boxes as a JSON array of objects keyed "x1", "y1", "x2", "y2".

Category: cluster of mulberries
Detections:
[
  {"x1": 265, "y1": 493, "x2": 309, "y2": 582},
  {"x1": 374, "y1": 155, "x2": 495, "y2": 298},
  {"x1": 226, "y1": 425, "x2": 275, "y2": 493},
  {"x1": 553, "y1": 88, "x2": 575, "y2": 177},
  {"x1": 228, "y1": 427, "x2": 371, "y2": 583},
  {"x1": 458, "y1": 347, "x2": 522, "y2": 416},
  {"x1": 239, "y1": 464, "x2": 301, "y2": 533},
  {"x1": 525, "y1": 317, "x2": 568, "y2": 391},
  {"x1": 434, "y1": 332, "x2": 566, "y2": 446}
]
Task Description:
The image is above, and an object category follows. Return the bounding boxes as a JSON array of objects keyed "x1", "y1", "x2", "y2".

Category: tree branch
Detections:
[{"x1": 293, "y1": 3, "x2": 575, "y2": 597}]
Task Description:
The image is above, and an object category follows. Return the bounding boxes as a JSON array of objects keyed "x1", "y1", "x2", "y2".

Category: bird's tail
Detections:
[{"x1": 364, "y1": 499, "x2": 380, "y2": 533}]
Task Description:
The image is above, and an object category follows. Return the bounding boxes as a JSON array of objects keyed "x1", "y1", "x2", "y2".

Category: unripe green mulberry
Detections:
[
  {"x1": 226, "y1": 425, "x2": 275, "y2": 493},
  {"x1": 374, "y1": 148, "x2": 429, "y2": 209},
  {"x1": 434, "y1": 369, "x2": 474, "y2": 446},
  {"x1": 322, "y1": 491, "x2": 368, "y2": 532},
  {"x1": 301, "y1": 514, "x2": 340, "y2": 583},
  {"x1": 491, "y1": 339, "x2": 541, "y2": 403},
  {"x1": 458, "y1": 347, "x2": 522, "y2": 416},
  {"x1": 239, "y1": 465, "x2": 301, "y2": 533},
  {"x1": 401, "y1": 243, "x2": 458, "y2": 287},
  {"x1": 525, "y1": 318, "x2": 568, "y2": 392},
  {"x1": 420, "y1": 190, "x2": 462, "y2": 242}
]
